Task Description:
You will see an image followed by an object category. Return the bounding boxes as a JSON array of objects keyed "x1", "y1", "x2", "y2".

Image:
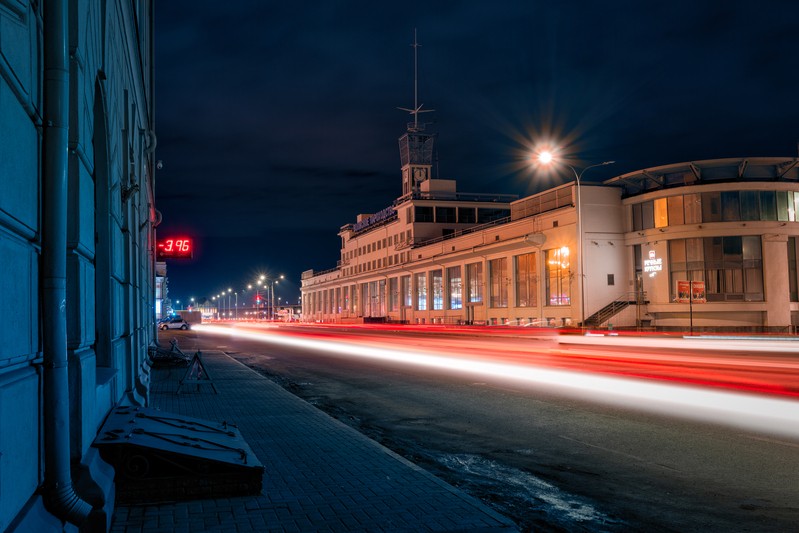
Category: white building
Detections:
[
  {"x1": 302, "y1": 119, "x2": 799, "y2": 332},
  {"x1": 611, "y1": 158, "x2": 799, "y2": 330}
]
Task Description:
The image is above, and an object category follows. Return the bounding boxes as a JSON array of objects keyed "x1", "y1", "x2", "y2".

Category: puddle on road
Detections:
[{"x1": 436, "y1": 453, "x2": 624, "y2": 531}]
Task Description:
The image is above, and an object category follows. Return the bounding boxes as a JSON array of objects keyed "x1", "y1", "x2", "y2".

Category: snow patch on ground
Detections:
[{"x1": 437, "y1": 453, "x2": 623, "y2": 531}]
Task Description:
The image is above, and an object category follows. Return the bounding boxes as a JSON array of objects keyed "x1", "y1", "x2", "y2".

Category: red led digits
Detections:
[{"x1": 157, "y1": 237, "x2": 193, "y2": 259}]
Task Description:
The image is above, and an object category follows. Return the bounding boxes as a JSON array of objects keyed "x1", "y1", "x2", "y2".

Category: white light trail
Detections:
[
  {"x1": 197, "y1": 325, "x2": 799, "y2": 441},
  {"x1": 560, "y1": 334, "x2": 799, "y2": 354}
]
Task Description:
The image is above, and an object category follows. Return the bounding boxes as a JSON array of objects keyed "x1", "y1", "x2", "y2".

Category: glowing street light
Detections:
[
  {"x1": 536, "y1": 150, "x2": 614, "y2": 327},
  {"x1": 250, "y1": 279, "x2": 267, "y2": 320},
  {"x1": 269, "y1": 275, "x2": 284, "y2": 320}
]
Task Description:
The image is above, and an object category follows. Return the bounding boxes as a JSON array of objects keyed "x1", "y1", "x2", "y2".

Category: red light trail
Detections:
[{"x1": 195, "y1": 324, "x2": 799, "y2": 441}]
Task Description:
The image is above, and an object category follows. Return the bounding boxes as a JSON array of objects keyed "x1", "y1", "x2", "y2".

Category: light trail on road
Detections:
[{"x1": 196, "y1": 324, "x2": 799, "y2": 441}]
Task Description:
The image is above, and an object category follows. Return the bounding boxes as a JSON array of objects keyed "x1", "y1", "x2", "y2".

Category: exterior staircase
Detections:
[{"x1": 583, "y1": 291, "x2": 648, "y2": 328}]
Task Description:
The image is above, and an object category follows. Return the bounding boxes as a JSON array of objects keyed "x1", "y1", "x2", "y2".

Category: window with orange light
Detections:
[{"x1": 545, "y1": 247, "x2": 571, "y2": 306}]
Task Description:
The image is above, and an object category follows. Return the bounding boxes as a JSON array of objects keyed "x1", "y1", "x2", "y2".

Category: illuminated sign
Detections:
[
  {"x1": 156, "y1": 238, "x2": 193, "y2": 259},
  {"x1": 643, "y1": 250, "x2": 662, "y2": 277},
  {"x1": 352, "y1": 206, "x2": 397, "y2": 233}
]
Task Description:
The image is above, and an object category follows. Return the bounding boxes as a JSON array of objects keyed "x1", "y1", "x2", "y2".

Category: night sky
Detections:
[{"x1": 153, "y1": 1, "x2": 799, "y2": 308}]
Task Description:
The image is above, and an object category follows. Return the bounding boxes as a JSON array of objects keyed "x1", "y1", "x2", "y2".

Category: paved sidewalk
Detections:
[{"x1": 110, "y1": 350, "x2": 517, "y2": 532}]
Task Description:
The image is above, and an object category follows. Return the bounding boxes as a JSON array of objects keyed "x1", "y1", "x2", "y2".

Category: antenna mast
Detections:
[
  {"x1": 396, "y1": 30, "x2": 437, "y2": 196},
  {"x1": 412, "y1": 29, "x2": 420, "y2": 131},
  {"x1": 398, "y1": 28, "x2": 434, "y2": 132}
]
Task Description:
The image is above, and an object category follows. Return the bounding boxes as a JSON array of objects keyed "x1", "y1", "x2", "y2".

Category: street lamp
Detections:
[
  {"x1": 270, "y1": 275, "x2": 284, "y2": 320},
  {"x1": 258, "y1": 276, "x2": 266, "y2": 320},
  {"x1": 246, "y1": 284, "x2": 254, "y2": 320},
  {"x1": 536, "y1": 151, "x2": 614, "y2": 327},
  {"x1": 249, "y1": 280, "x2": 265, "y2": 320}
]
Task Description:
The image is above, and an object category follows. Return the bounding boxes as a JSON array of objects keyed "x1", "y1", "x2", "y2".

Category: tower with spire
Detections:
[{"x1": 398, "y1": 30, "x2": 436, "y2": 197}]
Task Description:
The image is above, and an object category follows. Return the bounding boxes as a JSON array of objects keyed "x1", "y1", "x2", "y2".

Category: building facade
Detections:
[
  {"x1": 301, "y1": 124, "x2": 799, "y2": 331},
  {"x1": 302, "y1": 178, "x2": 627, "y2": 328},
  {"x1": 0, "y1": 2, "x2": 155, "y2": 530},
  {"x1": 612, "y1": 158, "x2": 799, "y2": 330}
]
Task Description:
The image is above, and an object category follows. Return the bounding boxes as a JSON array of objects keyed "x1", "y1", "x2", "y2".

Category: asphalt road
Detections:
[{"x1": 167, "y1": 326, "x2": 799, "y2": 532}]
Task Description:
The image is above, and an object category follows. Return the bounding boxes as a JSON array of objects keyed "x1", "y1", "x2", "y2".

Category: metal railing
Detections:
[
  {"x1": 584, "y1": 291, "x2": 648, "y2": 328},
  {"x1": 394, "y1": 191, "x2": 518, "y2": 205},
  {"x1": 411, "y1": 216, "x2": 512, "y2": 247}
]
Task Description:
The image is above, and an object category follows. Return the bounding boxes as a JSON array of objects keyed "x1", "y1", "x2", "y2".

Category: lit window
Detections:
[
  {"x1": 448, "y1": 266, "x2": 462, "y2": 310},
  {"x1": 489, "y1": 258, "x2": 508, "y2": 308},
  {"x1": 515, "y1": 252, "x2": 536, "y2": 307},
  {"x1": 415, "y1": 273, "x2": 427, "y2": 310},
  {"x1": 466, "y1": 262, "x2": 483, "y2": 303},
  {"x1": 545, "y1": 247, "x2": 571, "y2": 306},
  {"x1": 431, "y1": 270, "x2": 443, "y2": 310}
]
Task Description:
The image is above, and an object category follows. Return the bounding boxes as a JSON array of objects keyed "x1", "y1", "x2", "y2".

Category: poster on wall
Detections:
[{"x1": 675, "y1": 280, "x2": 706, "y2": 303}]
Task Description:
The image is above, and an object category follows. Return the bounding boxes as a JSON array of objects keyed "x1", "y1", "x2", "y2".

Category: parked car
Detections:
[{"x1": 160, "y1": 317, "x2": 190, "y2": 330}]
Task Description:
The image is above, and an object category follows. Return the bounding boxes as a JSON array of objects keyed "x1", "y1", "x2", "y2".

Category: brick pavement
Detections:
[{"x1": 110, "y1": 350, "x2": 517, "y2": 532}]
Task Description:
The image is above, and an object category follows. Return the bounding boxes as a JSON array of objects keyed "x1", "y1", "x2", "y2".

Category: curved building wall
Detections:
[{"x1": 623, "y1": 179, "x2": 799, "y2": 330}]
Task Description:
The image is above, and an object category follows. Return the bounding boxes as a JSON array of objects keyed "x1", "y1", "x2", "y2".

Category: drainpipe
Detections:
[
  {"x1": 152, "y1": 208, "x2": 162, "y2": 344},
  {"x1": 41, "y1": 0, "x2": 93, "y2": 524}
]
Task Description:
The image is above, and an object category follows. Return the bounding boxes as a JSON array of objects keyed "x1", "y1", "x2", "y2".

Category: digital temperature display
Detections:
[{"x1": 156, "y1": 238, "x2": 193, "y2": 259}]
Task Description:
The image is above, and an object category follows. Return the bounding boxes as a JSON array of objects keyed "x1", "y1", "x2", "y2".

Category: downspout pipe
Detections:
[{"x1": 42, "y1": 0, "x2": 93, "y2": 524}]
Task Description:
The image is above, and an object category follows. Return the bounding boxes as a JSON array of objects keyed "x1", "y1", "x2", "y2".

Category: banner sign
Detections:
[{"x1": 675, "y1": 280, "x2": 706, "y2": 303}]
